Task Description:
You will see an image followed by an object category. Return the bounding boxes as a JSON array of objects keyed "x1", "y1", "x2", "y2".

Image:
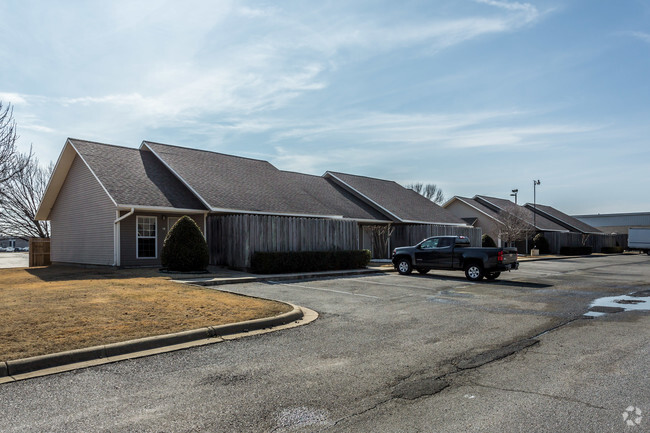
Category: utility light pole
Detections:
[
  {"x1": 533, "y1": 180, "x2": 541, "y2": 229},
  {"x1": 510, "y1": 189, "x2": 518, "y2": 204}
]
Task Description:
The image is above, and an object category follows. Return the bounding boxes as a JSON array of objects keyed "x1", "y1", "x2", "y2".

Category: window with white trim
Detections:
[{"x1": 137, "y1": 216, "x2": 157, "y2": 258}]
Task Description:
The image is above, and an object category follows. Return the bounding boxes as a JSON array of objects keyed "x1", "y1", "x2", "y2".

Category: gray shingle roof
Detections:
[
  {"x1": 525, "y1": 203, "x2": 601, "y2": 234},
  {"x1": 326, "y1": 172, "x2": 467, "y2": 225},
  {"x1": 70, "y1": 139, "x2": 206, "y2": 210},
  {"x1": 144, "y1": 142, "x2": 390, "y2": 220},
  {"x1": 475, "y1": 195, "x2": 569, "y2": 232},
  {"x1": 450, "y1": 196, "x2": 504, "y2": 222}
]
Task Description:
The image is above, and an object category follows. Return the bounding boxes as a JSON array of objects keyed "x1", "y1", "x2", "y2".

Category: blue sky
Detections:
[{"x1": 1, "y1": 0, "x2": 649, "y2": 214}]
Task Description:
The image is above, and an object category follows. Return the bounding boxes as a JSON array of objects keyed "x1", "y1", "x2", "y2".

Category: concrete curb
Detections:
[
  {"x1": 1, "y1": 304, "x2": 304, "y2": 380},
  {"x1": 518, "y1": 253, "x2": 620, "y2": 262}
]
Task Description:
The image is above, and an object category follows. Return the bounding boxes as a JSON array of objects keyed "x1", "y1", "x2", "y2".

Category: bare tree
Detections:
[
  {"x1": 0, "y1": 102, "x2": 31, "y2": 185},
  {"x1": 0, "y1": 155, "x2": 52, "y2": 239},
  {"x1": 498, "y1": 205, "x2": 535, "y2": 247},
  {"x1": 367, "y1": 224, "x2": 394, "y2": 259},
  {"x1": 405, "y1": 182, "x2": 445, "y2": 204}
]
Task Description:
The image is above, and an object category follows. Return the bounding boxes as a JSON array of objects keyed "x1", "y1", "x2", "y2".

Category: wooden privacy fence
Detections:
[
  {"x1": 207, "y1": 214, "x2": 360, "y2": 269},
  {"x1": 391, "y1": 225, "x2": 483, "y2": 251},
  {"x1": 29, "y1": 237, "x2": 51, "y2": 267},
  {"x1": 542, "y1": 232, "x2": 627, "y2": 254}
]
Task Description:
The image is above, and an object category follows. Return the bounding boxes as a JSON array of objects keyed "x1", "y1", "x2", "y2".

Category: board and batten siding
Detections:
[
  {"x1": 49, "y1": 155, "x2": 116, "y2": 265},
  {"x1": 207, "y1": 214, "x2": 360, "y2": 269},
  {"x1": 390, "y1": 224, "x2": 483, "y2": 250},
  {"x1": 119, "y1": 212, "x2": 205, "y2": 267}
]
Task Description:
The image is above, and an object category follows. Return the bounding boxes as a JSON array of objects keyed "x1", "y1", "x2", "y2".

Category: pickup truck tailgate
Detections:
[{"x1": 502, "y1": 248, "x2": 518, "y2": 264}]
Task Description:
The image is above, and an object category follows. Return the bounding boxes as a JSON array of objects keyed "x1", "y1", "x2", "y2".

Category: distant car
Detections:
[{"x1": 4, "y1": 247, "x2": 15, "y2": 252}]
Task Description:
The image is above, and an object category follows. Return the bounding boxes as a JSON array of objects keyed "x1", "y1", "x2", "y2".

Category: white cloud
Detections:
[
  {"x1": 628, "y1": 31, "x2": 650, "y2": 44},
  {"x1": 0, "y1": 93, "x2": 28, "y2": 106}
]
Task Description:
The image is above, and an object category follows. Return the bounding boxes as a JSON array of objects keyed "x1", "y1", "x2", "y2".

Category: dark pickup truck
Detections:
[{"x1": 391, "y1": 235, "x2": 519, "y2": 281}]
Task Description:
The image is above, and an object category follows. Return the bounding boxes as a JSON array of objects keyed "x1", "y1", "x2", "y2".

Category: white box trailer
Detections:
[{"x1": 628, "y1": 227, "x2": 650, "y2": 254}]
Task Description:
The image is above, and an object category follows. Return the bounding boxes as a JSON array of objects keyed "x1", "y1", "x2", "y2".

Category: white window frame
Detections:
[
  {"x1": 168, "y1": 217, "x2": 180, "y2": 232},
  {"x1": 136, "y1": 216, "x2": 157, "y2": 259}
]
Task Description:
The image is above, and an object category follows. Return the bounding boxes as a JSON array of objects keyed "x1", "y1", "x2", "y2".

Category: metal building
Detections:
[{"x1": 573, "y1": 212, "x2": 650, "y2": 235}]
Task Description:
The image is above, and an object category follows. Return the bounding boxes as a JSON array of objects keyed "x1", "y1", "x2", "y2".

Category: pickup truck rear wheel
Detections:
[
  {"x1": 485, "y1": 271, "x2": 501, "y2": 280},
  {"x1": 397, "y1": 258, "x2": 413, "y2": 275},
  {"x1": 464, "y1": 263, "x2": 484, "y2": 281}
]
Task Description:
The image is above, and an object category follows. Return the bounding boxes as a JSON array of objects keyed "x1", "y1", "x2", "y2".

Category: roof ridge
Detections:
[
  {"x1": 142, "y1": 141, "x2": 275, "y2": 166},
  {"x1": 69, "y1": 138, "x2": 138, "y2": 152},
  {"x1": 327, "y1": 170, "x2": 402, "y2": 185},
  {"x1": 279, "y1": 169, "x2": 324, "y2": 179}
]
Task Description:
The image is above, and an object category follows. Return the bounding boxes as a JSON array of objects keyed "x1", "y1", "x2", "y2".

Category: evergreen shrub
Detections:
[
  {"x1": 560, "y1": 246, "x2": 592, "y2": 256},
  {"x1": 161, "y1": 215, "x2": 209, "y2": 272},
  {"x1": 482, "y1": 234, "x2": 497, "y2": 248},
  {"x1": 251, "y1": 250, "x2": 371, "y2": 274},
  {"x1": 533, "y1": 234, "x2": 550, "y2": 254},
  {"x1": 601, "y1": 246, "x2": 624, "y2": 254}
]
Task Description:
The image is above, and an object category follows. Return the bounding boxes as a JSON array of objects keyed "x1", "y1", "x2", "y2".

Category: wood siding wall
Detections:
[
  {"x1": 119, "y1": 212, "x2": 205, "y2": 267},
  {"x1": 207, "y1": 214, "x2": 360, "y2": 269},
  {"x1": 49, "y1": 155, "x2": 115, "y2": 265},
  {"x1": 29, "y1": 238, "x2": 51, "y2": 266},
  {"x1": 542, "y1": 232, "x2": 627, "y2": 254},
  {"x1": 390, "y1": 224, "x2": 483, "y2": 251}
]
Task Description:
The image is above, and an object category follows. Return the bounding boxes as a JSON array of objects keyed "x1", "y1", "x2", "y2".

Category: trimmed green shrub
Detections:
[
  {"x1": 482, "y1": 234, "x2": 497, "y2": 248},
  {"x1": 601, "y1": 246, "x2": 624, "y2": 254},
  {"x1": 161, "y1": 215, "x2": 209, "y2": 272},
  {"x1": 533, "y1": 234, "x2": 550, "y2": 254},
  {"x1": 560, "y1": 246, "x2": 592, "y2": 256},
  {"x1": 251, "y1": 250, "x2": 371, "y2": 274}
]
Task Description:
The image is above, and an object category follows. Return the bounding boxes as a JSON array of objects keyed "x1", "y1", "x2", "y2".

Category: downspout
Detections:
[
  {"x1": 203, "y1": 212, "x2": 208, "y2": 239},
  {"x1": 114, "y1": 208, "x2": 135, "y2": 267}
]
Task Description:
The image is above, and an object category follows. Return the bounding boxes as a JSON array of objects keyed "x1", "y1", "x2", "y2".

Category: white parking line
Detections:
[{"x1": 268, "y1": 282, "x2": 382, "y2": 299}]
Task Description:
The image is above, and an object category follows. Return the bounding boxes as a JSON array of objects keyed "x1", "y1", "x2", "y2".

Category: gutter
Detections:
[
  {"x1": 115, "y1": 208, "x2": 135, "y2": 224},
  {"x1": 114, "y1": 208, "x2": 135, "y2": 266}
]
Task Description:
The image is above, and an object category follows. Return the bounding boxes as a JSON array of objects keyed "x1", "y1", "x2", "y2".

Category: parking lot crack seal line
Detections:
[
  {"x1": 467, "y1": 381, "x2": 610, "y2": 411},
  {"x1": 323, "y1": 309, "x2": 603, "y2": 428},
  {"x1": 324, "y1": 396, "x2": 396, "y2": 431}
]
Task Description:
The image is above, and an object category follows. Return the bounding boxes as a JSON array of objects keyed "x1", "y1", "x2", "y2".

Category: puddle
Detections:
[{"x1": 584, "y1": 294, "x2": 650, "y2": 318}]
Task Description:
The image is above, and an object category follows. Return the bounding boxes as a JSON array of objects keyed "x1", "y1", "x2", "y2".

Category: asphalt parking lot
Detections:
[{"x1": 1, "y1": 255, "x2": 648, "y2": 432}]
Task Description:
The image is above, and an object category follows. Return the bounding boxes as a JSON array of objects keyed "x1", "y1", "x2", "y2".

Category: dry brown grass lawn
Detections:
[{"x1": 0, "y1": 266, "x2": 291, "y2": 361}]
